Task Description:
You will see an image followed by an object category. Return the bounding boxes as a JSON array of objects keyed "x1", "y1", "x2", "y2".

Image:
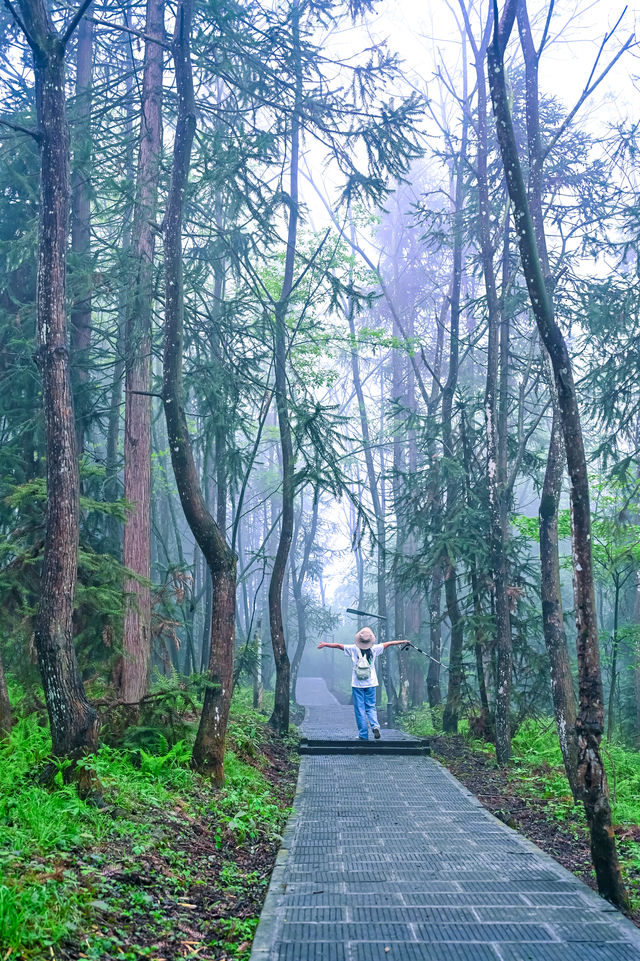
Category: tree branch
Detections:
[
  {"x1": 61, "y1": 0, "x2": 94, "y2": 48},
  {"x1": 543, "y1": 19, "x2": 635, "y2": 161},
  {"x1": 537, "y1": 0, "x2": 554, "y2": 60},
  {"x1": 89, "y1": 15, "x2": 171, "y2": 50},
  {"x1": 2, "y1": 0, "x2": 34, "y2": 47},
  {"x1": 0, "y1": 116, "x2": 40, "y2": 140}
]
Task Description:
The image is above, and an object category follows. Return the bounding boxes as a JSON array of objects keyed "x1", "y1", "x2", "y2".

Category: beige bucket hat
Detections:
[{"x1": 354, "y1": 626, "x2": 376, "y2": 650}]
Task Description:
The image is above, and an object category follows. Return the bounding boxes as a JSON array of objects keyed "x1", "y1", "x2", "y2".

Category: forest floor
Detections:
[
  {"x1": 429, "y1": 731, "x2": 640, "y2": 926},
  {"x1": 0, "y1": 688, "x2": 300, "y2": 961}
]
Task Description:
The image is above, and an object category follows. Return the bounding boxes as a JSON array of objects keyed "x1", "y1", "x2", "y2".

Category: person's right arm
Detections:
[{"x1": 317, "y1": 642, "x2": 345, "y2": 650}]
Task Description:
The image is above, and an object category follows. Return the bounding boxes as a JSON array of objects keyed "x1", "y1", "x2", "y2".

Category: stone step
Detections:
[{"x1": 299, "y1": 738, "x2": 430, "y2": 756}]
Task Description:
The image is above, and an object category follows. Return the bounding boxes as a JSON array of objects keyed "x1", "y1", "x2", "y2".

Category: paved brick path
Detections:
[
  {"x1": 296, "y1": 677, "x2": 414, "y2": 741},
  {"x1": 250, "y1": 677, "x2": 640, "y2": 961}
]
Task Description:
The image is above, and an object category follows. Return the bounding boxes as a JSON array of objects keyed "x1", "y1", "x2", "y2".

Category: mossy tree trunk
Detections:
[
  {"x1": 7, "y1": 0, "x2": 100, "y2": 774},
  {"x1": 117, "y1": 0, "x2": 165, "y2": 707},
  {"x1": 162, "y1": 0, "x2": 236, "y2": 786}
]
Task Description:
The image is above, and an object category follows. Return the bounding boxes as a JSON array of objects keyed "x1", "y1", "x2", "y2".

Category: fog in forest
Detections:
[{"x1": 2, "y1": 0, "x2": 640, "y2": 951}]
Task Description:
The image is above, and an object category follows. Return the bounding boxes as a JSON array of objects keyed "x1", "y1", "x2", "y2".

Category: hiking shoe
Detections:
[{"x1": 373, "y1": 727, "x2": 381, "y2": 739}]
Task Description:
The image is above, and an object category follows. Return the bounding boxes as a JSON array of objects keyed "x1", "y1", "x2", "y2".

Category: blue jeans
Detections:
[{"x1": 352, "y1": 686, "x2": 379, "y2": 739}]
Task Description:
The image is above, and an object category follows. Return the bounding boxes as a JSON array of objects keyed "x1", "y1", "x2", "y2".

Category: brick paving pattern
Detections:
[{"x1": 250, "y1": 678, "x2": 640, "y2": 961}]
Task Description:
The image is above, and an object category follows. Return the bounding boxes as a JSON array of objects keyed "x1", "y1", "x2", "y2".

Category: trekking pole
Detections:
[{"x1": 395, "y1": 639, "x2": 445, "y2": 669}]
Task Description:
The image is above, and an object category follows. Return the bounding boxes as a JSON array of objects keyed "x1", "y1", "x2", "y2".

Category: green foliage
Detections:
[
  {"x1": 400, "y1": 704, "x2": 437, "y2": 738},
  {"x1": 510, "y1": 720, "x2": 640, "y2": 898},
  {"x1": 217, "y1": 753, "x2": 285, "y2": 842},
  {"x1": 0, "y1": 474, "x2": 132, "y2": 679},
  {"x1": 102, "y1": 672, "x2": 202, "y2": 754},
  {"x1": 209, "y1": 916, "x2": 259, "y2": 957},
  {"x1": 0, "y1": 684, "x2": 296, "y2": 958},
  {"x1": 0, "y1": 713, "x2": 110, "y2": 952}
]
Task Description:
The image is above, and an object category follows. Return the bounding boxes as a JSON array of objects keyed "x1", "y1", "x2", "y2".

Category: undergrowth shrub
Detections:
[{"x1": 0, "y1": 683, "x2": 295, "y2": 958}]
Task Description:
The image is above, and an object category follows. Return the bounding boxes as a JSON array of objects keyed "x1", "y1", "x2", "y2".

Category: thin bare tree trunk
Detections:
[
  {"x1": 290, "y1": 493, "x2": 319, "y2": 701},
  {"x1": 162, "y1": 0, "x2": 236, "y2": 784},
  {"x1": 118, "y1": 0, "x2": 164, "y2": 704},
  {"x1": 489, "y1": 0, "x2": 627, "y2": 908},
  {"x1": 268, "y1": 2, "x2": 303, "y2": 735},
  {"x1": 105, "y1": 43, "x2": 134, "y2": 552},
  {"x1": 460, "y1": 406, "x2": 492, "y2": 737},
  {"x1": 606, "y1": 581, "x2": 621, "y2": 742},
  {"x1": 517, "y1": 1, "x2": 580, "y2": 799},
  {"x1": 442, "y1": 59, "x2": 468, "y2": 733},
  {"x1": 458, "y1": 3, "x2": 511, "y2": 757},
  {"x1": 427, "y1": 564, "x2": 443, "y2": 707},
  {"x1": 10, "y1": 0, "x2": 99, "y2": 772},
  {"x1": 391, "y1": 299, "x2": 409, "y2": 713},
  {"x1": 70, "y1": 9, "x2": 94, "y2": 453}
]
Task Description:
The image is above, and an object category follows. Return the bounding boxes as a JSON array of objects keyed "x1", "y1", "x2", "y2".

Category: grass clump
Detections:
[
  {"x1": 510, "y1": 720, "x2": 640, "y2": 824},
  {"x1": 400, "y1": 703, "x2": 437, "y2": 738}
]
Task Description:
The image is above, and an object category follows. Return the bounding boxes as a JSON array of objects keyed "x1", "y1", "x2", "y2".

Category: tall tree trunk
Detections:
[
  {"x1": 489, "y1": 0, "x2": 628, "y2": 908},
  {"x1": 606, "y1": 581, "x2": 621, "y2": 742},
  {"x1": 291, "y1": 491, "x2": 320, "y2": 699},
  {"x1": 105, "y1": 44, "x2": 134, "y2": 552},
  {"x1": 391, "y1": 301, "x2": 409, "y2": 713},
  {"x1": 540, "y1": 409, "x2": 579, "y2": 797},
  {"x1": 15, "y1": 0, "x2": 99, "y2": 770},
  {"x1": 458, "y1": 3, "x2": 512, "y2": 757},
  {"x1": 117, "y1": 0, "x2": 164, "y2": 704},
  {"x1": 0, "y1": 650, "x2": 13, "y2": 738},
  {"x1": 70, "y1": 10, "x2": 94, "y2": 454},
  {"x1": 427, "y1": 564, "x2": 443, "y2": 707},
  {"x1": 460, "y1": 406, "x2": 492, "y2": 737},
  {"x1": 517, "y1": 0, "x2": 580, "y2": 799},
  {"x1": 290, "y1": 493, "x2": 319, "y2": 702},
  {"x1": 346, "y1": 298, "x2": 391, "y2": 711},
  {"x1": 268, "y1": 4, "x2": 303, "y2": 734},
  {"x1": 162, "y1": 0, "x2": 236, "y2": 784},
  {"x1": 442, "y1": 57, "x2": 468, "y2": 733}
]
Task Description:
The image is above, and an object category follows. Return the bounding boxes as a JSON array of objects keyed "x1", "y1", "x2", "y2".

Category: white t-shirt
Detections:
[{"x1": 343, "y1": 643, "x2": 385, "y2": 688}]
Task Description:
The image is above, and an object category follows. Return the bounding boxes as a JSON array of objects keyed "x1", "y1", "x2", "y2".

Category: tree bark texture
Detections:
[
  {"x1": 118, "y1": 0, "x2": 164, "y2": 704},
  {"x1": 70, "y1": 9, "x2": 93, "y2": 453},
  {"x1": 18, "y1": 0, "x2": 99, "y2": 765},
  {"x1": 489, "y1": 0, "x2": 628, "y2": 908},
  {"x1": 162, "y1": 0, "x2": 236, "y2": 785},
  {"x1": 539, "y1": 408, "x2": 579, "y2": 797}
]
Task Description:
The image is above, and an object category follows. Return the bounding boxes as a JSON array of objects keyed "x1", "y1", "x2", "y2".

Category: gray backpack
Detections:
[{"x1": 355, "y1": 651, "x2": 372, "y2": 681}]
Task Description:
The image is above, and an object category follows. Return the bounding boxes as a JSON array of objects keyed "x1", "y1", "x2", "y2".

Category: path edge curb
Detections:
[
  {"x1": 430, "y1": 754, "x2": 640, "y2": 948},
  {"x1": 249, "y1": 756, "x2": 306, "y2": 961}
]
